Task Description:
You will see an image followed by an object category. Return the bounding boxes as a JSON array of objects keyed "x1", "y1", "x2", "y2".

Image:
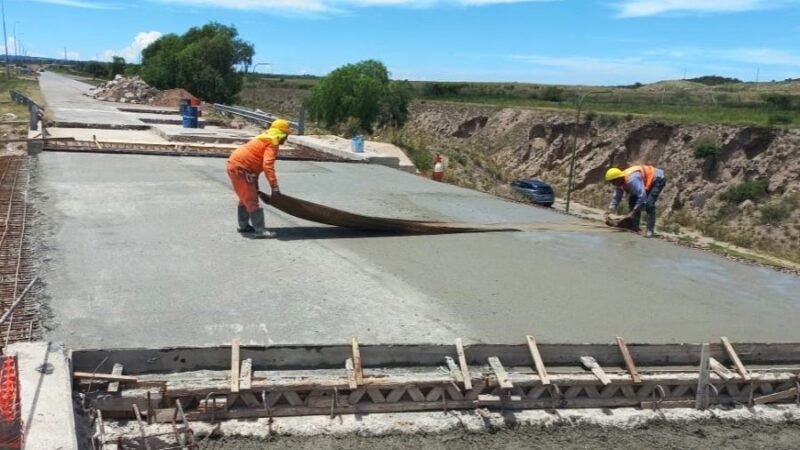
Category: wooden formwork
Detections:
[{"x1": 75, "y1": 337, "x2": 800, "y2": 428}]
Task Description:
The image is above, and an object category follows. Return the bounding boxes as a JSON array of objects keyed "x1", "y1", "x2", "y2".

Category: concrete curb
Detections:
[{"x1": 7, "y1": 342, "x2": 79, "y2": 450}]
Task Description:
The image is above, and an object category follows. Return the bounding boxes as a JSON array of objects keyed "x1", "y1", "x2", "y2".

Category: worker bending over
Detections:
[
  {"x1": 227, "y1": 119, "x2": 291, "y2": 239},
  {"x1": 604, "y1": 165, "x2": 667, "y2": 238}
]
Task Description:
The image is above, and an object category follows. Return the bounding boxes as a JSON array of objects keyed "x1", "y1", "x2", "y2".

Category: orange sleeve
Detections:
[{"x1": 262, "y1": 142, "x2": 279, "y2": 188}]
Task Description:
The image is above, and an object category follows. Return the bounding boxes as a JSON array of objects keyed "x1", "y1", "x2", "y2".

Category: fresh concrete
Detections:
[
  {"x1": 6, "y1": 342, "x2": 79, "y2": 450},
  {"x1": 39, "y1": 72, "x2": 146, "y2": 128},
  {"x1": 34, "y1": 152, "x2": 800, "y2": 349}
]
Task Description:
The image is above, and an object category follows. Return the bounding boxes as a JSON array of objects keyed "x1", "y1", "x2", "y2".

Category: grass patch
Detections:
[
  {"x1": 759, "y1": 199, "x2": 793, "y2": 225},
  {"x1": 693, "y1": 136, "x2": 721, "y2": 159}
]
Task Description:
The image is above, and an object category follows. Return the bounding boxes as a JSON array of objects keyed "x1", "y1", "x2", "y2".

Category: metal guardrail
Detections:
[
  {"x1": 214, "y1": 104, "x2": 304, "y2": 135},
  {"x1": 9, "y1": 90, "x2": 44, "y2": 131}
]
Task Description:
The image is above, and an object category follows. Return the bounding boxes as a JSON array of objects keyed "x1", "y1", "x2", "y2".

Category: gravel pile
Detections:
[{"x1": 90, "y1": 75, "x2": 160, "y2": 104}]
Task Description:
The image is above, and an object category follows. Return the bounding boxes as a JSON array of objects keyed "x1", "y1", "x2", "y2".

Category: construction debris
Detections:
[{"x1": 89, "y1": 75, "x2": 160, "y2": 105}]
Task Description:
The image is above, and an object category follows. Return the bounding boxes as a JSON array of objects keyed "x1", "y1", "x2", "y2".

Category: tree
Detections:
[
  {"x1": 109, "y1": 57, "x2": 126, "y2": 78},
  {"x1": 85, "y1": 61, "x2": 107, "y2": 80},
  {"x1": 140, "y1": 23, "x2": 255, "y2": 104},
  {"x1": 305, "y1": 60, "x2": 413, "y2": 134}
]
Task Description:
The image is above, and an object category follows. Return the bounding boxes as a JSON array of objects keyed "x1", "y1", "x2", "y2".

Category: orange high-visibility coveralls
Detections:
[{"x1": 226, "y1": 130, "x2": 282, "y2": 213}]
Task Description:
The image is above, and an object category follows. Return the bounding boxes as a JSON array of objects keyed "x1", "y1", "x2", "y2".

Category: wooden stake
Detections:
[
  {"x1": 721, "y1": 337, "x2": 751, "y2": 381},
  {"x1": 616, "y1": 337, "x2": 641, "y2": 384},
  {"x1": 695, "y1": 343, "x2": 711, "y2": 410},
  {"x1": 240, "y1": 359, "x2": 253, "y2": 391},
  {"x1": 526, "y1": 336, "x2": 550, "y2": 385},
  {"x1": 488, "y1": 357, "x2": 513, "y2": 389},
  {"x1": 345, "y1": 358, "x2": 358, "y2": 389},
  {"x1": 351, "y1": 337, "x2": 364, "y2": 386},
  {"x1": 580, "y1": 356, "x2": 610, "y2": 385},
  {"x1": 108, "y1": 363, "x2": 124, "y2": 393},
  {"x1": 73, "y1": 372, "x2": 138, "y2": 383},
  {"x1": 455, "y1": 338, "x2": 472, "y2": 391},
  {"x1": 708, "y1": 358, "x2": 735, "y2": 381},
  {"x1": 231, "y1": 338, "x2": 240, "y2": 393},
  {"x1": 445, "y1": 356, "x2": 464, "y2": 384}
]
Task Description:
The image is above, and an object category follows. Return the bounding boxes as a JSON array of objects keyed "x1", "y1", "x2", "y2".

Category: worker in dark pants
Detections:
[{"x1": 604, "y1": 165, "x2": 667, "y2": 238}]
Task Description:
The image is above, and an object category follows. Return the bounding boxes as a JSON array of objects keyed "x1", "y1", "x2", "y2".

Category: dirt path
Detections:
[{"x1": 198, "y1": 420, "x2": 800, "y2": 449}]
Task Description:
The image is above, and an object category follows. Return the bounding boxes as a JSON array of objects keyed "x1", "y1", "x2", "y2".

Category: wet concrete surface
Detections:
[
  {"x1": 34, "y1": 153, "x2": 800, "y2": 349},
  {"x1": 199, "y1": 420, "x2": 800, "y2": 450},
  {"x1": 39, "y1": 72, "x2": 147, "y2": 128}
]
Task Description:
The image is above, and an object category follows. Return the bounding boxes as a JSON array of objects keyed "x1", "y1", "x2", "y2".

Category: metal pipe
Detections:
[
  {"x1": 250, "y1": 62, "x2": 272, "y2": 110},
  {"x1": 564, "y1": 91, "x2": 610, "y2": 214},
  {"x1": 0, "y1": 277, "x2": 38, "y2": 329}
]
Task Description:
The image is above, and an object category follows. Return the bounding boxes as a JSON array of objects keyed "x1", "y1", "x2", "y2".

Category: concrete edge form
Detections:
[
  {"x1": 7, "y1": 342, "x2": 79, "y2": 450},
  {"x1": 71, "y1": 342, "x2": 800, "y2": 374}
]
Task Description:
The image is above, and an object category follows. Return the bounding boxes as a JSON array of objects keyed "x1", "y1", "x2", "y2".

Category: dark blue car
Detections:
[{"x1": 511, "y1": 179, "x2": 555, "y2": 207}]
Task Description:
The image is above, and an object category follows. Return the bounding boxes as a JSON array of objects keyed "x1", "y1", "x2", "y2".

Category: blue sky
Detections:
[{"x1": 6, "y1": 0, "x2": 800, "y2": 85}]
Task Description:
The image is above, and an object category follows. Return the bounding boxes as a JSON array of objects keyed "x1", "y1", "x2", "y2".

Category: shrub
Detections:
[
  {"x1": 539, "y1": 86, "x2": 564, "y2": 102},
  {"x1": 759, "y1": 201, "x2": 792, "y2": 225},
  {"x1": 762, "y1": 93, "x2": 793, "y2": 110},
  {"x1": 767, "y1": 113, "x2": 793, "y2": 126},
  {"x1": 720, "y1": 179, "x2": 769, "y2": 204},
  {"x1": 693, "y1": 136, "x2": 721, "y2": 159},
  {"x1": 597, "y1": 114, "x2": 621, "y2": 127},
  {"x1": 624, "y1": 113, "x2": 634, "y2": 122},
  {"x1": 584, "y1": 111, "x2": 597, "y2": 123}
]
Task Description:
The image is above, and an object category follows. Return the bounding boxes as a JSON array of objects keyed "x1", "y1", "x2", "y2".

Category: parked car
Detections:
[{"x1": 511, "y1": 179, "x2": 555, "y2": 207}]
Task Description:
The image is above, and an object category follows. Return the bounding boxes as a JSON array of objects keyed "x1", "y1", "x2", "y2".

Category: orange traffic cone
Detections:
[{"x1": 0, "y1": 356, "x2": 22, "y2": 449}]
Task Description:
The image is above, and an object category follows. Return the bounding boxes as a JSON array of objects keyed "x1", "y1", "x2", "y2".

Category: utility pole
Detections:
[
  {"x1": 1, "y1": 0, "x2": 9, "y2": 78},
  {"x1": 565, "y1": 91, "x2": 609, "y2": 214}
]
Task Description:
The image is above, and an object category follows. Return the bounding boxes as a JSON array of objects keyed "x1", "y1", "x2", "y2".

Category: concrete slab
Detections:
[
  {"x1": 33, "y1": 152, "x2": 800, "y2": 349},
  {"x1": 289, "y1": 135, "x2": 406, "y2": 169},
  {"x1": 39, "y1": 72, "x2": 146, "y2": 129},
  {"x1": 6, "y1": 342, "x2": 79, "y2": 450},
  {"x1": 46, "y1": 128, "x2": 169, "y2": 143},
  {"x1": 150, "y1": 123, "x2": 256, "y2": 144},
  {"x1": 302, "y1": 135, "x2": 416, "y2": 172}
]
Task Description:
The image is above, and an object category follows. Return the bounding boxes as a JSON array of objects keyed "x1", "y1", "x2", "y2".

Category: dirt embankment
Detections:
[{"x1": 401, "y1": 101, "x2": 800, "y2": 262}]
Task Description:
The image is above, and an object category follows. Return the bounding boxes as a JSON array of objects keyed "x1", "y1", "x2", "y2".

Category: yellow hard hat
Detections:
[
  {"x1": 270, "y1": 119, "x2": 292, "y2": 134},
  {"x1": 605, "y1": 168, "x2": 625, "y2": 182}
]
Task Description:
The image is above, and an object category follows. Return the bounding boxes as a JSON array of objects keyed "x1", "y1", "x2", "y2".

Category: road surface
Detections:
[{"x1": 32, "y1": 151, "x2": 800, "y2": 349}]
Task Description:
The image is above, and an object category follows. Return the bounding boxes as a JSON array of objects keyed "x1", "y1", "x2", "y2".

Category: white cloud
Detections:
[
  {"x1": 723, "y1": 48, "x2": 800, "y2": 67},
  {"x1": 614, "y1": 0, "x2": 789, "y2": 18},
  {"x1": 155, "y1": 0, "x2": 552, "y2": 13},
  {"x1": 102, "y1": 31, "x2": 163, "y2": 62},
  {"x1": 31, "y1": 0, "x2": 116, "y2": 9}
]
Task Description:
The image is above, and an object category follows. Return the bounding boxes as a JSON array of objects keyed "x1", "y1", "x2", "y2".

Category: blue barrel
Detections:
[
  {"x1": 182, "y1": 106, "x2": 199, "y2": 129},
  {"x1": 179, "y1": 99, "x2": 191, "y2": 116},
  {"x1": 351, "y1": 135, "x2": 365, "y2": 153}
]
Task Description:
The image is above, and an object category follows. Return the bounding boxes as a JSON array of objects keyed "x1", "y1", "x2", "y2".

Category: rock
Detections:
[
  {"x1": 114, "y1": 74, "x2": 124, "y2": 80},
  {"x1": 124, "y1": 92, "x2": 135, "y2": 99},
  {"x1": 739, "y1": 200, "x2": 755, "y2": 211}
]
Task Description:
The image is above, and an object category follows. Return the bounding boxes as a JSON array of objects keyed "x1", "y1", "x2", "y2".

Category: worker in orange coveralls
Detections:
[{"x1": 227, "y1": 119, "x2": 291, "y2": 239}]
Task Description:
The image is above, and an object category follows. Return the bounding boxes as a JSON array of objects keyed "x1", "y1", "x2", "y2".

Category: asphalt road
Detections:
[{"x1": 33, "y1": 152, "x2": 800, "y2": 349}]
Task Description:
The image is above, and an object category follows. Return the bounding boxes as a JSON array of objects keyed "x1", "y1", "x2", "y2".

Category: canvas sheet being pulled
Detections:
[{"x1": 258, "y1": 192, "x2": 522, "y2": 235}]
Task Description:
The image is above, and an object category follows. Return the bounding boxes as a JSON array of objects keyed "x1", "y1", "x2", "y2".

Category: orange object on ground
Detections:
[
  {"x1": 432, "y1": 154, "x2": 444, "y2": 182},
  {"x1": 227, "y1": 162, "x2": 260, "y2": 213},
  {"x1": 0, "y1": 356, "x2": 22, "y2": 449}
]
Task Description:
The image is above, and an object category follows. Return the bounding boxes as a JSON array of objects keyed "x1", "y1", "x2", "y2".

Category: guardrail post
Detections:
[{"x1": 297, "y1": 108, "x2": 305, "y2": 136}]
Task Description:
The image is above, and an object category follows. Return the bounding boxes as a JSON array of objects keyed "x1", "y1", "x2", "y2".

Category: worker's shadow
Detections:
[{"x1": 273, "y1": 226, "x2": 410, "y2": 241}]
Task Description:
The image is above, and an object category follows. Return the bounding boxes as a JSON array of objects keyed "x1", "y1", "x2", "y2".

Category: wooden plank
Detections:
[
  {"x1": 721, "y1": 337, "x2": 752, "y2": 381},
  {"x1": 616, "y1": 337, "x2": 642, "y2": 384},
  {"x1": 240, "y1": 359, "x2": 253, "y2": 390},
  {"x1": 488, "y1": 357, "x2": 513, "y2": 389},
  {"x1": 695, "y1": 343, "x2": 711, "y2": 410},
  {"x1": 526, "y1": 336, "x2": 550, "y2": 385},
  {"x1": 454, "y1": 338, "x2": 473, "y2": 391},
  {"x1": 231, "y1": 338, "x2": 240, "y2": 393},
  {"x1": 753, "y1": 387, "x2": 798, "y2": 405},
  {"x1": 345, "y1": 358, "x2": 358, "y2": 389},
  {"x1": 73, "y1": 372, "x2": 138, "y2": 383},
  {"x1": 352, "y1": 337, "x2": 364, "y2": 386},
  {"x1": 445, "y1": 356, "x2": 464, "y2": 383},
  {"x1": 708, "y1": 358, "x2": 735, "y2": 381},
  {"x1": 579, "y1": 356, "x2": 611, "y2": 386},
  {"x1": 108, "y1": 363, "x2": 124, "y2": 393}
]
